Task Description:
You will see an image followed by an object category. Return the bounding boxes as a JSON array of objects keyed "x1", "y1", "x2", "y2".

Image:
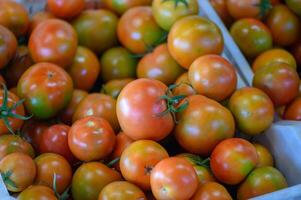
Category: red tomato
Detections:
[
  {"x1": 0, "y1": 25, "x2": 17, "y2": 69},
  {"x1": 102, "y1": 78, "x2": 134, "y2": 99},
  {"x1": 191, "y1": 182, "x2": 232, "y2": 200},
  {"x1": 168, "y1": 15, "x2": 224, "y2": 69},
  {"x1": 211, "y1": 138, "x2": 258, "y2": 185},
  {"x1": 284, "y1": 97, "x2": 301, "y2": 120},
  {"x1": 210, "y1": 0, "x2": 233, "y2": 27},
  {"x1": 68, "y1": 116, "x2": 116, "y2": 162},
  {"x1": 172, "y1": 72, "x2": 196, "y2": 97},
  {"x1": 253, "y1": 143, "x2": 274, "y2": 167},
  {"x1": 105, "y1": 0, "x2": 152, "y2": 15},
  {"x1": 150, "y1": 157, "x2": 198, "y2": 200},
  {"x1": 28, "y1": 11, "x2": 55, "y2": 35},
  {"x1": 18, "y1": 185, "x2": 57, "y2": 200},
  {"x1": 48, "y1": 0, "x2": 85, "y2": 19},
  {"x1": 116, "y1": 78, "x2": 174, "y2": 141}
]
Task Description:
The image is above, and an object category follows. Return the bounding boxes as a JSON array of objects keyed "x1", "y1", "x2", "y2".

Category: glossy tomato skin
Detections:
[
  {"x1": 68, "y1": 116, "x2": 116, "y2": 162},
  {"x1": 229, "y1": 87, "x2": 274, "y2": 135},
  {"x1": 152, "y1": 0, "x2": 199, "y2": 31},
  {"x1": 226, "y1": 0, "x2": 269, "y2": 19},
  {"x1": 210, "y1": 0, "x2": 233, "y2": 27},
  {"x1": 103, "y1": 78, "x2": 134, "y2": 99},
  {"x1": 191, "y1": 182, "x2": 232, "y2": 200},
  {"x1": 72, "y1": 9, "x2": 118, "y2": 54},
  {"x1": 28, "y1": 11, "x2": 55, "y2": 35},
  {"x1": 18, "y1": 185, "x2": 57, "y2": 200},
  {"x1": 68, "y1": 46, "x2": 101, "y2": 91},
  {"x1": 237, "y1": 167, "x2": 288, "y2": 200},
  {"x1": 73, "y1": 93, "x2": 119, "y2": 132},
  {"x1": 117, "y1": 78, "x2": 174, "y2": 141},
  {"x1": 266, "y1": 5, "x2": 300, "y2": 46},
  {"x1": 29, "y1": 19, "x2": 78, "y2": 68},
  {"x1": 17, "y1": 62, "x2": 73, "y2": 120},
  {"x1": 35, "y1": 153, "x2": 72, "y2": 194},
  {"x1": 100, "y1": 47, "x2": 137, "y2": 82},
  {"x1": 0, "y1": 1, "x2": 30, "y2": 36},
  {"x1": 48, "y1": 0, "x2": 85, "y2": 19},
  {"x1": 283, "y1": 97, "x2": 301, "y2": 120},
  {"x1": 211, "y1": 138, "x2": 258, "y2": 185},
  {"x1": 72, "y1": 162, "x2": 121, "y2": 200},
  {"x1": 175, "y1": 95, "x2": 235, "y2": 156},
  {"x1": 137, "y1": 43, "x2": 184, "y2": 85},
  {"x1": 0, "y1": 152, "x2": 36, "y2": 192},
  {"x1": 230, "y1": 18, "x2": 272, "y2": 58},
  {"x1": 117, "y1": 6, "x2": 165, "y2": 54},
  {"x1": 0, "y1": 25, "x2": 17, "y2": 69},
  {"x1": 285, "y1": 0, "x2": 301, "y2": 17},
  {"x1": 172, "y1": 72, "x2": 196, "y2": 97},
  {"x1": 150, "y1": 157, "x2": 198, "y2": 200},
  {"x1": 253, "y1": 143, "x2": 274, "y2": 167},
  {"x1": 105, "y1": 0, "x2": 152, "y2": 15},
  {"x1": 120, "y1": 140, "x2": 169, "y2": 190},
  {"x1": 168, "y1": 16, "x2": 224, "y2": 69},
  {"x1": 253, "y1": 63, "x2": 300, "y2": 106}
]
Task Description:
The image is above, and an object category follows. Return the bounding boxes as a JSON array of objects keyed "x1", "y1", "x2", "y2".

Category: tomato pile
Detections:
[{"x1": 0, "y1": 0, "x2": 296, "y2": 199}]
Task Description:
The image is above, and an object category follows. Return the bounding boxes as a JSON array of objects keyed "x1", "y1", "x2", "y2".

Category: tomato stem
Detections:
[
  {"x1": 106, "y1": 157, "x2": 120, "y2": 168},
  {"x1": 52, "y1": 173, "x2": 70, "y2": 200},
  {"x1": 255, "y1": 0, "x2": 272, "y2": 17},
  {"x1": 1, "y1": 170, "x2": 17, "y2": 189}
]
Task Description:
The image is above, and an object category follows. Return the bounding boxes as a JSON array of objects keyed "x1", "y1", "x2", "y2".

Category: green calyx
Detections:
[
  {"x1": 1, "y1": 170, "x2": 17, "y2": 188},
  {"x1": 187, "y1": 155, "x2": 210, "y2": 168},
  {"x1": 53, "y1": 173, "x2": 70, "y2": 200},
  {"x1": 106, "y1": 157, "x2": 120, "y2": 168},
  {"x1": 255, "y1": 0, "x2": 272, "y2": 17},
  {"x1": 162, "y1": 0, "x2": 189, "y2": 8}
]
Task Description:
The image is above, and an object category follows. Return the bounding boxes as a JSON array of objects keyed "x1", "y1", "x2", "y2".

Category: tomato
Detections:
[
  {"x1": 168, "y1": 16, "x2": 224, "y2": 69},
  {"x1": 211, "y1": 138, "x2": 258, "y2": 185},
  {"x1": 0, "y1": 134, "x2": 35, "y2": 160},
  {"x1": 85, "y1": 0, "x2": 107, "y2": 10},
  {"x1": 285, "y1": 0, "x2": 301, "y2": 17},
  {"x1": 28, "y1": 11, "x2": 55, "y2": 35},
  {"x1": 29, "y1": 19, "x2": 77, "y2": 68},
  {"x1": 191, "y1": 182, "x2": 232, "y2": 200},
  {"x1": 253, "y1": 143, "x2": 274, "y2": 167},
  {"x1": 18, "y1": 185, "x2": 57, "y2": 200},
  {"x1": 291, "y1": 40, "x2": 301, "y2": 66},
  {"x1": 175, "y1": 95, "x2": 235, "y2": 156},
  {"x1": 172, "y1": 72, "x2": 196, "y2": 97},
  {"x1": 253, "y1": 63, "x2": 300, "y2": 106},
  {"x1": 68, "y1": 116, "x2": 116, "y2": 162},
  {"x1": 188, "y1": 55, "x2": 237, "y2": 101},
  {"x1": 48, "y1": 0, "x2": 85, "y2": 19},
  {"x1": 72, "y1": 9, "x2": 118, "y2": 55},
  {"x1": 237, "y1": 167, "x2": 288, "y2": 200},
  {"x1": 0, "y1": 25, "x2": 17, "y2": 69},
  {"x1": 59, "y1": 89, "x2": 88, "y2": 125},
  {"x1": 137, "y1": 43, "x2": 185, "y2": 85},
  {"x1": 150, "y1": 157, "x2": 198, "y2": 200},
  {"x1": 100, "y1": 47, "x2": 137, "y2": 82},
  {"x1": 229, "y1": 87, "x2": 274, "y2": 135},
  {"x1": 117, "y1": 78, "x2": 174, "y2": 141},
  {"x1": 117, "y1": 6, "x2": 165, "y2": 54},
  {"x1": 103, "y1": 78, "x2": 134, "y2": 99},
  {"x1": 252, "y1": 48, "x2": 297, "y2": 72},
  {"x1": 17, "y1": 62, "x2": 73, "y2": 120},
  {"x1": 35, "y1": 153, "x2": 72, "y2": 194},
  {"x1": 120, "y1": 140, "x2": 169, "y2": 190},
  {"x1": 152, "y1": 0, "x2": 199, "y2": 31},
  {"x1": 73, "y1": 93, "x2": 119, "y2": 132},
  {"x1": 266, "y1": 5, "x2": 300, "y2": 46},
  {"x1": 0, "y1": 0, "x2": 30, "y2": 36},
  {"x1": 210, "y1": 0, "x2": 233, "y2": 27},
  {"x1": 230, "y1": 18, "x2": 272, "y2": 58},
  {"x1": 72, "y1": 162, "x2": 121, "y2": 200},
  {"x1": 0, "y1": 152, "x2": 36, "y2": 192},
  {"x1": 283, "y1": 97, "x2": 301, "y2": 120},
  {"x1": 68, "y1": 46, "x2": 101, "y2": 91},
  {"x1": 105, "y1": 0, "x2": 151, "y2": 15}
]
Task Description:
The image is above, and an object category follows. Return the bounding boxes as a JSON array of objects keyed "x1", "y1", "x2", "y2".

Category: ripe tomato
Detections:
[
  {"x1": 68, "y1": 46, "x2": 101, "y2": 91},
  {"x1": 48, "y1": 0, "x2": 85, "y2": 19},
  {"x1": 137, "y1": 43, "x2": 184, "y2": 85},
  {"x1": 229, "y1": 87, "x2": 274, "y2": 135},
  {"x1": 253, "y1": 63, "x2": 300, "y2": 106},
  {"x1": 28, "y1": 11, "x2": 55, "y2": 35},
  {"x1": 98, "y1": 181, "x2": 147, "y2": 200},
  {"x1": 285, "y1": 0, "x2": 301, "y2": 17},
  {"x1": 72, "y1": 9, "x2": 118, "y2": 54},
  {"x1": 168, "y1": 16, "x2": 223, "y2": 69},
  {"x1": 283, "y1": 97, "x2": 301, "y2": 120},
  {"x1": 100, "y1": 47, "x2": 137, "y2": 82},
  {"x1": 188, "y1": 55, "x2": 237, "y2": 101},
  {"x1": 29, "y1": 19, "x2": 78, "y2": 68},
  {"x1": 0, "y1": 25, "x2": 17, "y2": 69},
  {"x1": 17, "y1": 62, "x2": 73, "y2": 120},
  {"x1": 237, "y1": 167, "x2": 288, "y2": 200},
  {"x1": 253, "y1": 143, "x2": 274, "y2": 167},
  {"x1": 150, "y1": 157, "x2": 198, "y2": 200},
  {"x1": 230, "y1": 18, "x2": 272, "y2": 58},
  {"x1": 252, "y1": 48, "x2": 297, "y2": 72},
  {"x1": 68, "y1": 116, "x2": 116, "y2": 162},
  {"x1": 72, "y1": 162, "x2": 121, "y2": 200},
  {"x1": 191, "y1": 182, "x2": 232, "y2": 200},
  {"x1": 73, "y1": 93, "x2": 119, "y2": 132},
  {"x1": 291, "y1": 40, "x2": 301, "y2": 66},
  {"x1": 0, "y1": 1, "x2": 30, "y2": 36},
  {"x1": 120, "y1": 140, "x2": 169, "y2": 190},
  {"x1": 0, "y1": 152, "x2": 36, "y2": 192},
  {"x1": 211, "y1": 138, "x2": 258, "y2": 185},
  {"x1": 103, "y1": 78, "x2": 134, "y2": 99},
  {"x1": 35, "y1": 153, "x2": 72, "y2": 194},
  {"x1": 116, "y1": 78, "x2": 174, "y2": 141},
  {"x1": 59, "y1": 89, "x2": 88, "y2": 125},
  {"x1": 175, "y1": 95, "x2": 235, "y2": 156},
  {"x1": 152, "y1": 0, "x2": 199, "y2": 31},
  {"x1": 18, "y1": 185, "x2": 57, "y2": 200},
  {"x1": 266, "y1": 5, "x2": 300, "y2": 46},
  {"x1": 117, "y1": 6, "x2": 165, "y2": 54},
  {"x1": 0, "y1": 134, "x2": 35, "y2": 160},
  {"x1": 172, "y1": 72, "x2": 196, "y2": 97},
  {"x1": 210, "y1": 0, "x2": 233, "y2": 27},
  {"x1": 105, "y1": 0, "x2": 152, "y2": 15}
]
